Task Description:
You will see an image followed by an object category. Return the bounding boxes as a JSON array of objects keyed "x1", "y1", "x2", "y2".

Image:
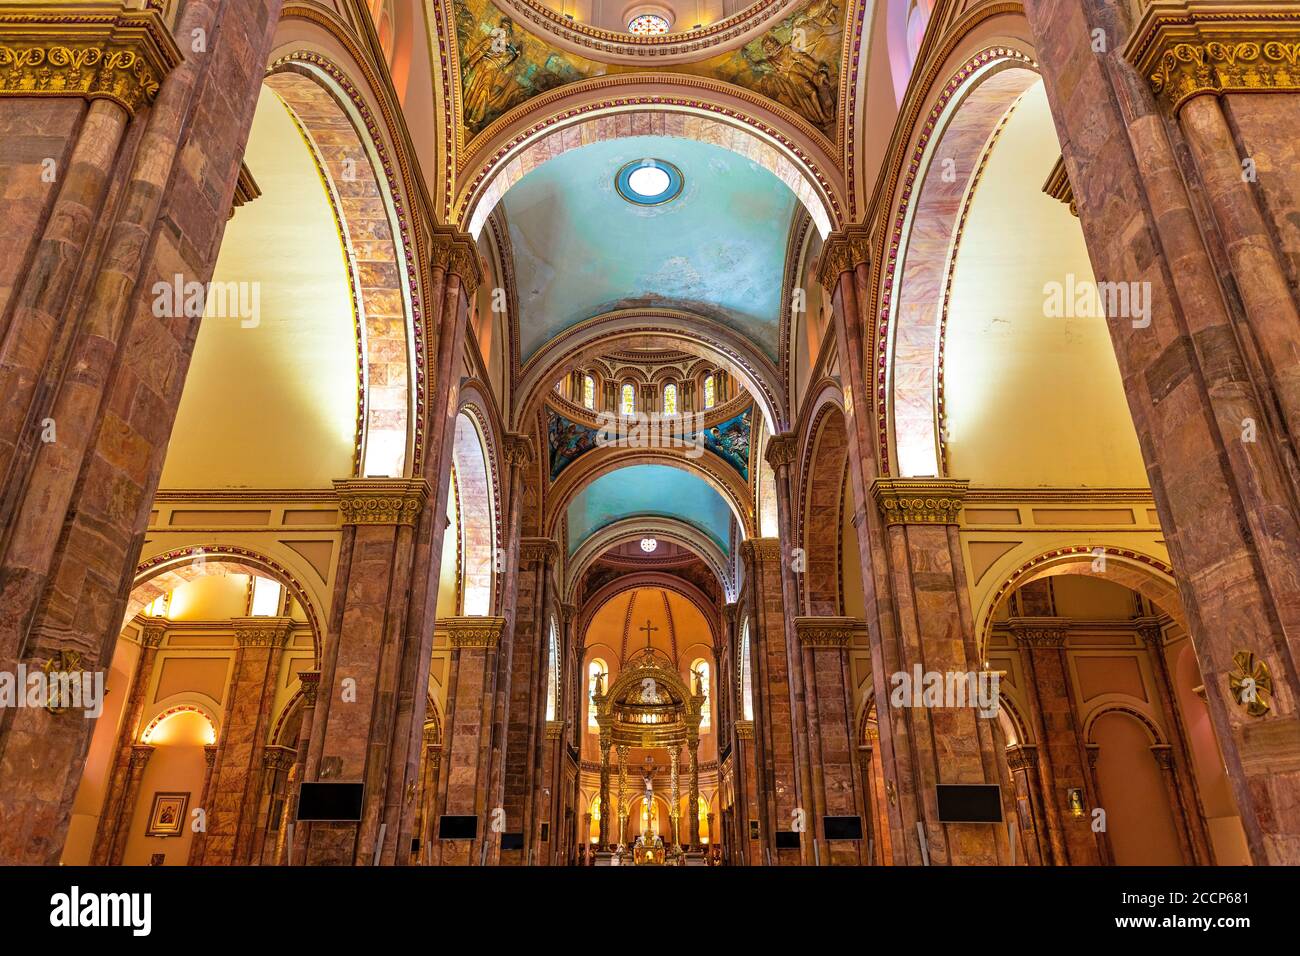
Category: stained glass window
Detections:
[
  {"x1": 663, "y1": 382, "x2": 677, "y2": 415},
  {"x1": 621, "y1": 383, "x2": 635, "y2": 416},
  {"x1": 627, "y1": 13, "x2": 669, "y2": 34},
  {"x1": 582, "y1": 374, "x2": 595, "y2": 409},
  {"x1": 703, "y1": 374, "x2": 715, "y2": 409}
]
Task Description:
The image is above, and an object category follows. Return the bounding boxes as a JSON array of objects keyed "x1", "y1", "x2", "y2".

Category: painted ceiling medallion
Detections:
[
  {"x1": 616, "y1": 158, "x2": 684, "y2": 205},
  {"x1": 640, "y1": 537, "x2": 659, "y2": 552}
]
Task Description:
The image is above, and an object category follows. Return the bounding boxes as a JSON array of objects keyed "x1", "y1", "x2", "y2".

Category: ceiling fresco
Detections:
[
  {"x1": 453, "y1": 0, "x2": 845, "y2": 138},
  {"x1": 566, "y1": 464, "x2": 735, "y2": 555},
  {"x1": 504, "y1": 135, "x2": 797, "y2": 362}
]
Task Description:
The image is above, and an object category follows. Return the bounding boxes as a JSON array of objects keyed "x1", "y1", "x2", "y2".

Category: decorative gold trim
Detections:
[
  {"x1": 231, "y1": 617, "x2": 293, "y2": 648},
  {"x1": 793, "y1": 616, "x2": 857, "y2": 648},
  {"x1": 871, "y1": 477, "x2": 968, "y2": 525},
  {"x1": 763, "y1": 432, "x2": 799, "y2": 471},
  {"x1": 545, "y1": 720, "x2": 565, "y2": 739},
  {"x1": 138, "y1": 622, "x2": 166, "y2": 648},
  {"x1": 734, "y1": 720, "x2": 754, "y2": 739},
  {"x1": 0, "y1": 3, "x2": 182, "y2": 114},
  {"x1": 262, "y1": 745, "x2": 296, "y2": 772},
  {"x1": 298, "y1": 670, "x2": 321, "y2": 706},
  {"x1": 519, "y1": 537, "x2": 560, "y2": 564},
  {"x1": 740, "y1": 537, "x2": 782, "y2": 562},
  {"x1": 1042, "y1": 155, "x2": 1077, "y2": 217},
  {"x1": 1227, "y1": 650, "x2": 1272, "y2": 717},
  {"x1": 1126, "y1": 1, "x2": 1300, "y2": 113},
  {"x1": 430, "y1": 223, "x2": 482, "y2": 294},
  {"x1": 440, "y1": 616, "x2": 507, "y2": 649},
  {"x1": 333, "y1": 477, "x2": 429, "y2": 526},
  {"x1": 1008, "y1": 618, "x2": 1069, "y2": 648}
]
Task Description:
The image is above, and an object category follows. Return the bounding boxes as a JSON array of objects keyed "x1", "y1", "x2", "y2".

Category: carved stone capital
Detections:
[
  {"x1": 138, "y1": 622, "x2": 167, "y2": 648},
  {"x1": 333, "y1": 477, "x2": 429, "y2": 526},
  {"x1": 262, "y1": 745, "x2": 296, "y2": 773},
  {"x1": 440, "y1": 616, "x2": 507, "y2": 649},
  {"x1": 871, "y1": 477, "x2": 969, "y2": 525},
  {"x1": 430, "y1": 225, "x2": 483, "y2": 294},
  {"x1": 298, "y1": 670, "x2": 321, "y2": 706},
  {"x1": 1126, "y1": 1, "x2": 1300, "y2": 113},
  {"x1": 734, "y1": 720, "x2": 754, "y2": 739},
  {"x1": 545, "y1": 720, "x2": 565, "y2": 739},
  {"x1": 561, "y1": 602, "x2": 578, "y2": 623},
  {"x1": 0, "y1": 4, "x2": 182, "y2": 115},
  {"x1": 231, "y1": 616, "x2": 293, "y2": 648},
  {"x1": 793, "y1": 616, "x2": 857, "y2": 649},
  {"x1": 1005, "y1": 745, "x2": 1039, "y2": 772},
  {"x1": 204, "y1": 744, "x2": 219, "y2": 769},
  {"x1": 1135, "y1": 617, "x2": 1165, "y2": 647},
  {"x1": 740, "y1": 537, "x2": 782, "y2": 564},
  {"x1": 763, "y1": 431, "x2": 799, "y2": 472},
  {"x1": 503, "y1": 432, "x2": 536, "y2": 467},
  {"x1": 1008, "y1": 617, "x2": 1069, "y2": 648},
  {"x1": 816, "y1": 224, "x2": 871, "y2": 289},
  {"x1": 519, "y1": 537, "x2": 560, "y2": 565},
  {"x1": 129, "y1": 744, "x2": 155, "y2": 769},
  {"x1": 1150, "y1": 744, "x2": 1175, "y2": 770}
]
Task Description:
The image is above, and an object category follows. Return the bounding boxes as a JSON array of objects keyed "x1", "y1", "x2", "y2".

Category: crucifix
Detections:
[{"x1": 639, "y1": 618, "x2": 657, "y2": 650}]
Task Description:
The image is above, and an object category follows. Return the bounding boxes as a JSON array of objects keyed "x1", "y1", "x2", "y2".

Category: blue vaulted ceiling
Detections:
[{"x1": 566, "y1": 464, "x2": 734, "y2": 556}]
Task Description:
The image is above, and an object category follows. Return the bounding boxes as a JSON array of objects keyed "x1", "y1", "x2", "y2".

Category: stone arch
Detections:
[
  {"x1": 565, "y1": 517, "x2": 735, "y2": 604},
  {"x1": 798, "y1": 400, "x2": 851, "y2": 616},
  {"x1": 575, "y1": 572, "x2": 722, "y2": 658},
  {"x1": 457, "y1": 78, "x2": 844, "y2": 240},
  {"x1": 263, "y1": 56, "x2": 421, "y2": 479},
  {"x1": 876, "y1": 46, "x2": 1039, "y2": 477},
  {"x1": 1084, "y1": 704, "x2": 1167, "y2": 747},
  {"x1": 128, "y1": 545, "x2": 325, "y2": 656},
  {"x1": 450, "y1": 408, "x2": 499, "y2": 617}
]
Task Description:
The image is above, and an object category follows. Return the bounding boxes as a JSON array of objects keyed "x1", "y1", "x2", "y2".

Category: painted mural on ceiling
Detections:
[
  {"x1": 566, "y1": 464, "x2": 734, "y2": 555},
  {"x1": 453, "y1": 0, "x2": 844, "y2": 138},
  {"x1": 548, "y1": 410, "x2": 600, "y2": 480},
  {"x1": 696, "y1": 407, "x2": 752, "y2": 481},
  {"x1": 505, "y1": 135, "x2": 796, "y2": 362}
]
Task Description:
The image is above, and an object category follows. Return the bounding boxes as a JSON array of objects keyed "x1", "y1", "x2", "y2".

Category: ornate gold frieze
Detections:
[
  {"x1": 740, "y1": 537, "x2": 782, "y2": 563},
  {"x1": 232, "y1": 616, "x2": 293, "y2": 648},
  {"x1": 871, "y1": 478, "x2": 969, "y2": 526},
  {"x1": 262, "y1": 745, "x2": 296, "y2": 772},
  {"x1": 0, "y1": 3, "x2": 182, "y2": 115},
  {"x1": 1008, "y1": 617, "x2": 1069, "y2": 648},
  {"x1": 333, "y1": 477, "x2": 429, "y2": 526},
  {"x1": 793, "y1": 616, "x2": 858, "y2": 648},
  {"x1": 1126, "y1": 1, "x2": 1300, "y2": 113},
  {"x1": 440, "y1": 616, "x2": 507, "y2": 649},
  {"x1": 816, "y1": 224, "x2": 871, "y2": 290},
  {"x1": 1042, "y1": 156, "x2": 1077, "y2": 217}
]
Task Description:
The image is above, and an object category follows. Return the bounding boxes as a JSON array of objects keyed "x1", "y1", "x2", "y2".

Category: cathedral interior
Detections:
[{"x1": 2, "y1": 0, "x2": 1300, "y2": 878}]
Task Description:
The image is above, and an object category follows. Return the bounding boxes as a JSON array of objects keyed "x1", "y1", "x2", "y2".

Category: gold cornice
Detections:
[
  {"x1": 740, "y1": 537, "x2": 782, "y2": 562},
  {"x1": 793, "y1": 616, "x2": 858, "y2": 648},
  {"x1": 1042, "y1": 155, "x2": 1077, "y2": 217},
  {"x1": 871, "y1": 477, "x2": 969, "y2": 525},
  {"x1": 333, "y1": 477, "x2": 429, "y2": 526},
  {"x1": 1126, "y1": 1, "x2": 1300, "y2": 114},
  {"x1": 0, "y1": 3, "x2": 182, "y2": 115},
  {"x1": 231, "y1": 616, "x2": 294, "y2": 648},
  {"x1": 440, "y1": 616, "x2": 507, "y2": 649},
  {"x1": 816, "y1": 224, "x2": 871, "y2": 289}
]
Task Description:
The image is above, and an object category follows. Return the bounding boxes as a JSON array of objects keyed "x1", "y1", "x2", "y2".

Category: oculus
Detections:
[{"x1": 615, "y1": 158, "x2": 684, "y2": 206}]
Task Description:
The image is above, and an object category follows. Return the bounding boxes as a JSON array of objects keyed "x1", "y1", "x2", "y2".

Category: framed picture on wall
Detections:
[{"x1": 145, "y1": 792, "x2": 190, "y2": 837}]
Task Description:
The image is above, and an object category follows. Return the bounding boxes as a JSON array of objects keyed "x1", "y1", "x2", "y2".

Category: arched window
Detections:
[
  {"x1": 249, "y1": 575, "x2": 283, "y2": 616},
  {"x1": 582, "y1": 374, "x2": 595, "y2": 409},
  {"x1": 621, "y1": 383, "x2": 636, "y2": 416},
  {"x1": 702, "y1": 374, "x2": 716, "y2": 409},
  {"x1": 588, "y1": 658, "x2": 607, "y2": 728},
  {"x1": 663, "y1": 382, "x2": 677, "y2": 415},
  {"x1": 739, "y1": 619, "x2": 754, "y2": 721},
  {"x1": 546, "y1": 618, "x2": 560, "y2": 721},
  {"x1": 692, "y1": 658, "x2": 711, "y2": 730}
]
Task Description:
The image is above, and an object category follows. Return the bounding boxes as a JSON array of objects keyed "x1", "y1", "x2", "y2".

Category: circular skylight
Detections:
[
  {"x1": 628, "y1": 13, "x2": 670, "y2": 34},
  {"x1": 615, "y1": 158, "x2": 683, "y2": 206},
  {"x1": 640, "y1": 537, "x2": 658, "y2": 553}
]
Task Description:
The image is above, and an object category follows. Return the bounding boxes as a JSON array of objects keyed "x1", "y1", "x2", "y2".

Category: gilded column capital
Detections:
[
  {"x1": 793, "y1": 616, "x2": 859, "y2": 648},
  {"x1": 297, "y1": 670, "x2": 321, "y2": 706},
  {"x1": 231, "y1": 616, "x2": 293, "y2": 648},
  {"x1": 262, "y1": 745, "x2": 296, "y2": 773},
  {"x1": 333, "y1": 477, "x2": 429, "y2": 526},
  {"x1": 1150, "y1": 744, "x2": 1175, "y2": 770},
  {"x1": 503, "y1": 432, "x2": 536, "y2": 467},
  {"x1": 423, "y1": 721, "x2": 441, "y2": 746},
  {"x1": 816, "y1": 224, "x2": 871, "y2": 289},
  {"x1": 519, "y1": 537, "x2": 560, "y2": 565},
  {"x1": 1126, "y1": 1, "x2": 1300, "y2": 113},
  {"x1": 1005, "y1": 745, "x2": 1039, "y2": 772},
  {"x1": 871, "y1": 477, "x2": 969, "y2": 525},
  {"x1": 734, "y1": 720, "x2": 754, "y2": 740},
  {"x1": 561, "y1": 602, "x2": 579, "y2": 623},
  {"x1": 763, "y1": 431, "x2": 799, "y2": 472},
  {"x1": 1135, "y1": 617, "x2": 1165, "y2": 646},
  {"x1": 430, "y1": 224, "x2": 483, "y2": 294},
  {"x1": 439, "y1": 615, "x2": 507, "y2": 648},
  {"x1": 129, "y1": 744, "x2": 155, "y2": 769},
  {"x1": 544, "y1": 720, "x2": 565, "y2": 739},
  {"x1": 739, "y1": 537, "x2": 782, "y2": 564},
  {"x1": 204, "y1": 744, "x2": 219, "y2": 768},
  {"x1": 1008, "y1": 617, "x2": 1069, "y2": 647},
  {"x1": 0, "y1": 4, "x2": 182, "y2": 115},
  {"x1": 138, "y1": 622, "x2": 166, "y2": 648}
]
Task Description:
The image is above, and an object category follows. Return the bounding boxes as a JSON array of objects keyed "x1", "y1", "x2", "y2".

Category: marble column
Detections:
[
  {"x1": 688, "y1": 737, "x2": 701, "y2": 847},
  {"x1": 201, "y1": 617, "x2": 292, "y2": 865},
  {"x1": 616, "y1": 744, "x2": 629, "y2": 847},
  {"x1": 252, "y1": 745, "x2": 296, "y2": 864},
  {"x1": 281, "y1": 670, "x2": 319, "y2": 866},
  {"x1": 92, "y1": 621, "x2": 166, "y2": 865},
  {"x1": 414, "y1": 722, "x2": 441, "y2": 865},
  {"x1": 0, "y1": 0, "x2": 283, "y2": 865},
  {"x1": 598, "y1": 735, "x2": 612, "y2": 848},
  {"x1": 1023, "y1": 0, "x2": 1300, "y2": 864},
  {"x1": 103, "y1": 745, "x2": 154, "y2": 866},
  {"x1": 189, "y1": 745, "x2": 219, "y2": 866},
  {"x1": 669, "y1": 746, "x2": 681, "y2": 848}
]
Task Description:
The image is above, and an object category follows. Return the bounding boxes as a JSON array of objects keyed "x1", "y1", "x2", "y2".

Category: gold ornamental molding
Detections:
[
  {"x1": 0, "y1": 3, "x2": 182, "y2": 115},
  {"x1": 816, "y1": 224, "x2": 871, "y2": 290},
  {"x1": 734, "y1": 720, "x2": 754, "y2": 740},
  {"x1": 1126, "y1": 1, "x2": 1300, "y2": 114},
  {"x1": 138, "y1": 621, "x2": 166, "y2": 647},
  {"x1": 1008, "y1": 618, "x2": 1069, "y2": 648},
  {"x1": 519, "y1": 537, "x2": 560, "y2": 565},
  {"x1": 871, "y1": 478, "x2": 969, "y2": 526},
  {"x1": 1042, "y1": 156, "x2": 1077, "y2": 217},
  {"x1": 231, "y1": 616, "x2": 294, "y2": 648},
  {"x1": 544, "y1": 720, "x2": 565, "y2": 740},
  {"x1": 740, "y1": 537, "x2": 782, "y2": 563},
  {"x1": 439, "y1": 616, "x2": 507, "y2": 649},
  {"x1": 229, "y1": 161, "x2": 261, "y2": 219},
  {"x1": 794, "y1": 616, "x2": 859, "y2": 648},
  {"x1": 763, "y1": 432, "x2": 799, "y2": 472},
  {"x1": 503, "y1": 432, "x2": 536, "y2": 468},
  {"x1": 429, "y1": 224, "x2": 482, "y2": 294},
  {"x1": 333, "y1": 477, "x2": 429, "y2": 526}
]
